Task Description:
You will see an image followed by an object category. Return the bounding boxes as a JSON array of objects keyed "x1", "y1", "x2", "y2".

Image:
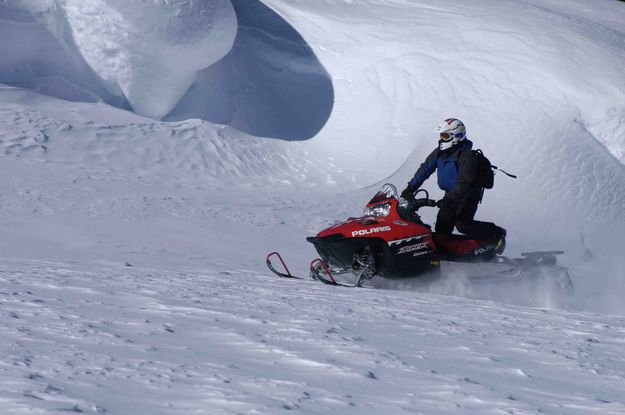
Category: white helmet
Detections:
[{"x1": 436, "y1": 118, "x2": 466, "y2": 151}]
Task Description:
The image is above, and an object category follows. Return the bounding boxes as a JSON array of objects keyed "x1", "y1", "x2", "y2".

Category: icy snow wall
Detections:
[
  {"x1": 0, "y1": 0, "x2": 237, "y2": 119},
  {"x1": 0, "y1": 0, "x2": 334, "y2": 139},
  {"x1": 60, "y1": 0, "x2": 238, "y2": 120},
  {"x1": 0, "y1": 1, "x2": 126, "y2": 106},
  {"x1": 166, "y1": 0, "x2": 335, "y2": 141}
]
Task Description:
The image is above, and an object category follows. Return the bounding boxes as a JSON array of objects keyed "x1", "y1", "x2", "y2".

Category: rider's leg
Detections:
[
  {"x1": 435, "y1": 205, "x2": 455, "y2": 235},
  {"x1": 455, "y1": 197, "x2": 505, "y2": 238}
]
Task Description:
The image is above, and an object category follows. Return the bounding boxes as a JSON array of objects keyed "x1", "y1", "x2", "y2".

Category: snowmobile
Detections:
[{"x1": 268, "y1": 183, "x2": 573, "y2": 302}]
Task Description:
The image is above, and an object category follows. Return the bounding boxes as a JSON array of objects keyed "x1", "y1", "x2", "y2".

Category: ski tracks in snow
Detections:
[{"x1": 1, "y1": 258, "x2": 625, "y2": 414}]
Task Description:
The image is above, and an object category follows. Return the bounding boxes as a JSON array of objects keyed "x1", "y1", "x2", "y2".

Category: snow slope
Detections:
[
  {"x1": 1, "y1": 259, "x2": 625, "y2": 414},
  {"x1": 1, "y1": 0, "x2": 625, "y2": 413}
]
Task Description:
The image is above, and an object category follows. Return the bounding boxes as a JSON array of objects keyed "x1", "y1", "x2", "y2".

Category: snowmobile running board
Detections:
[{"x1": 520, "y1": 251, "x2": 563, "y2": 266}]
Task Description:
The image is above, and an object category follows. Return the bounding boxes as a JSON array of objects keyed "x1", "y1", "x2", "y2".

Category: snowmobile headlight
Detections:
[{"x1": 363, "y1": 203, "x2": 391, "y2": 218}]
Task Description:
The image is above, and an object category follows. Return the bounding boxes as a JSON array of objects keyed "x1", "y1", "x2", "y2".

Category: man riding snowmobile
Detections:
[
  {"x1": 266, "y1": 118, "x2": 573, "y2": 298},
  {"x1": 401, "y1": 118, "x2": 505, "y2": 239}
]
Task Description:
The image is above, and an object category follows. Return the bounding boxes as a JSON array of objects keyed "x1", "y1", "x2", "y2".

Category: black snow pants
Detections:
[{"x1": 436, "y1": 194, "x2": 504, "y2": 239}]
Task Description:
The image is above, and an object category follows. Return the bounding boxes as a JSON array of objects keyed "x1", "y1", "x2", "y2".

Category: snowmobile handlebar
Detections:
[
  {"x1": 401, "y1": 197, "x2": 437, "y2": 211},
  {"x1": 415, "y1": 198, "x2": 436, "y2": 207},
  {"x1": 398, "y1": 187, "x2": 436, "y2": 214}
]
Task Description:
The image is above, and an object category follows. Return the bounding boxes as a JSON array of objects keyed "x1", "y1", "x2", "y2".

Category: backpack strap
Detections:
[
  {"x1": 491, "y1": 165, "x2": 517, "y2": 178},
  {"x1": 477, "y1": 149, "x2": 518, "y2": 179}
]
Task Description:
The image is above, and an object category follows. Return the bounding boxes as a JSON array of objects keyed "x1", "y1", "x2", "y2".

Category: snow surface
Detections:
[
  {"x1": 60, "y1": 0, "x2": 237, "y2": 119},
  {"x1": 1, "y1": 0, "x2": 625, "y2": 413},
  {"x1": 0, "y1": 0, "x2": 237, "y2": 118},
  {"x1": 166, "y1": 0, "x2": 335, "y2": 141},
  {"x1": 2, "y1": 258, "x2": 625, "y2": 414}
]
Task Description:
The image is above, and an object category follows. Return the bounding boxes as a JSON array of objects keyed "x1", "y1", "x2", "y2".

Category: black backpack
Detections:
[
  {"x1": 473, "y1": 149, "x2": 495, "y2": 189},
  {"x1": 473, "y1": 149, "x2": 516, "y2": 189}
]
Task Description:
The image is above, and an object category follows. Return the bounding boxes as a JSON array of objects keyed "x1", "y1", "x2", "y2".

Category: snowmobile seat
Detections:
[{"x1": 434, "y1": 232, "x2": 505, "y2": 259}]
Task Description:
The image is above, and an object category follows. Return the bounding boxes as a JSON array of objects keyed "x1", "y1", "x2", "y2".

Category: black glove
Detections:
[
  {"x1": 401, "y1": 186, "x2": 416, "y2": 200},
  {"x1": 435, "y1": 199, "x2": 444, "y2": 208}
]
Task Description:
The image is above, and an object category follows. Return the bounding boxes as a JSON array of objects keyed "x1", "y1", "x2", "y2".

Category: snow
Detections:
[
  {"x1": 0, "y1": 1, "x2": 125, "y2": 106},
  {"x1": 2, "y1": 259, "x2": 625, "y2": 414},
  {"x1": 1, "y1": 0, "x2": 625, "y2": 413},
  {"x1": 60, "y1": 0, "x2": 237, "y2": 119},
  {"x1": 0, "y1": 0, "x2": 237, "y2": 118},
  {"x1": 165, "y1": 0, "x2": 334, "y2": 140}
]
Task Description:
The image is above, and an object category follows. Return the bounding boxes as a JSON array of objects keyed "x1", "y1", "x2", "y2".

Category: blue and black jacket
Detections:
[{"x1": 408, "y1": 139, "x2": 482, "y2": 213}]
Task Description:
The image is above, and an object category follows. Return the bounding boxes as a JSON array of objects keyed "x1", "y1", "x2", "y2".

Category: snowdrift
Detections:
[
  {"x1": 0, "y1": 0, "x2": 237, "y2": 118},
  {"x1": 166, "y1": 0, "x2": 334, "y2": 141},
  {"x1": 0, "y1": 0, "x2": 333, "y2": 139}
]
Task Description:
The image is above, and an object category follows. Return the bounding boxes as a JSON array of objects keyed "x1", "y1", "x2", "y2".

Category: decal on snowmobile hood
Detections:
[{"x1": 351, "y1": 226, "x2": 391, "y2": 237}]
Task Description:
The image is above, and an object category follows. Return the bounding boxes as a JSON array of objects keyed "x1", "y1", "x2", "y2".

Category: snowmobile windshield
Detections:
[
  {"x1": 367, "y1": 183, "x2": 398, "y2": 205},
  {"x1": 363, "y1": 203, "x2": 391, "y2": 218}
]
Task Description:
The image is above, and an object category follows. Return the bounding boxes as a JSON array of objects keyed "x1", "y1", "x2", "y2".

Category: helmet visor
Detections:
[
  {"x1": 439, "y1": 132, "x2": 462, "y2": 142},
  {"x1": 439, "y1": 132, "x2": 453, "y2": 142}
]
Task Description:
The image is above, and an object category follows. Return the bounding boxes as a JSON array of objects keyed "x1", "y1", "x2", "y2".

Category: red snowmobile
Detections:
[
  {"x1": 267, "y1": 184, "x2": 573, "y2": 299},
  {"x1": 267, "y1": 184, "x2": 573, "y2": 304}
]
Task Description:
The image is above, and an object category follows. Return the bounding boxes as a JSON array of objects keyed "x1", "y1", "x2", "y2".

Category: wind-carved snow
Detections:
[
  {"x1": 59, "y1": 0, "x2": 237, "y2": 119},
  {"x1": 0, "y1": 1, "x2": 126, "y2": 106},
  {"x1": 166, "y1": 0, "x2": 334, "y2": 140},
  {"x1": 0, "y1": 0, "x2": 333, "y2": 138}
]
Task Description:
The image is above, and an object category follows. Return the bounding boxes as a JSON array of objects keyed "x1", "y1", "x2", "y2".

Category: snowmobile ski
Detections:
[
  {"x1": 265, "y1": 252, "x2": 305, "y2": 279},
  {"x1": 265, "y1": 252, "x2": 366, "y2": 287},
  {"x1": 309, "y1": 258, "x2": 361, "y2": 287}
]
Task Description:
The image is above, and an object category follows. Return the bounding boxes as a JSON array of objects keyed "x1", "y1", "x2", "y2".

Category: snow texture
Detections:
[
  {"x1": 0, "y1": 0, "x2": 127, "y2": 106},
  {"x1": 0, "y1": 0, "x2": 237, "y2": 118},
  {"x1": 60, "y1": 0, "x2": 237, "y2": 119},
  {"x1": 1, "y1": 0, "x2": 625, "y2": 414},
  {"x1": 1, "y1": 259, "x2": 625, "y2": 414},
  {"x1": 166, "y1": 0, "x2": 334, "y2": 140}
]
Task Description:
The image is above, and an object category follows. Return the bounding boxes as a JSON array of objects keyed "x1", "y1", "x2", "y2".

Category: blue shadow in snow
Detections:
[{"x1": 166, "y1": 0, "x2": 334, "y2": 141}]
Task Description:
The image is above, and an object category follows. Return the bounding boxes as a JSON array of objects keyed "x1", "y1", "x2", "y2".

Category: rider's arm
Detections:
[
  {"x1": 440, "y1": 149, "x2": 479, "y2": 213},
  {"x1": 408, "y1": 148, "x2": 439, "y2": 190}
]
